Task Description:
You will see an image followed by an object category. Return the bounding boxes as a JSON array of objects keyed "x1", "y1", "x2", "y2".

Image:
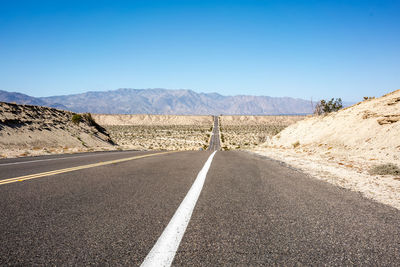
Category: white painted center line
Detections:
[{"x1": 141, "y1": 151, "x2": 217, "y2": 267}]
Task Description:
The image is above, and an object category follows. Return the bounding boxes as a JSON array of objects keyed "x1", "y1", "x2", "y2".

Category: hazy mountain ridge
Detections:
[
  {"x1": 0, "y1": 90, "x2": 68, "y2": 110},
  {"x1": 0, "y1": 89, "x2": 314, "y2": 115}
]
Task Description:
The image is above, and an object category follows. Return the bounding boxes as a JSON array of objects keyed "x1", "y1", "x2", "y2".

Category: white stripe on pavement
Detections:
[{"x1": 141, "y1": 151, "x2": 217, "y2": 267}]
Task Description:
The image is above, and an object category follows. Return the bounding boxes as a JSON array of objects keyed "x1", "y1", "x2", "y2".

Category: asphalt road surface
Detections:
[
  {"x1": 1, "y1": 150, "x2": 400, "y2": 265},
  {"x1": 207, "y1": 116, "x2": 221, "y2": 151}
]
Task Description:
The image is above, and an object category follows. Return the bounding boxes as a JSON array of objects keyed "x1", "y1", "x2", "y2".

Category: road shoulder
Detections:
[{"x1": 250, "y1": 147, "x2": 400, "y2": 210}]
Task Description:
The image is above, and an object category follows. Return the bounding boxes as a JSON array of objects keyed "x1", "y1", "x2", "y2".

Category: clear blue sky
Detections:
[{"x1": 0, "y1": 0, "x2": 399, "y2": 101}]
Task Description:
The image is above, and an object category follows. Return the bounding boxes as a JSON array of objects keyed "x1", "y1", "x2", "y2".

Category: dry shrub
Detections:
[
  {"x1": 314, "y1": 98, "x2": 343, "y2": 115},
  {"x1": 292, "y1": 141, "x2": 300, "y2": 148},
  {"x1": 71, "y1": 114, "x2": 82, "y2": 124},
  {"x1": 369, "y1": 163, "x2": 400, "y2": 176}
]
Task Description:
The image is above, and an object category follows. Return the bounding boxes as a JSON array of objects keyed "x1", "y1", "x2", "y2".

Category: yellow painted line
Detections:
[{"x1": 0, "y1": 151, "x2": 176, "y2": 186}]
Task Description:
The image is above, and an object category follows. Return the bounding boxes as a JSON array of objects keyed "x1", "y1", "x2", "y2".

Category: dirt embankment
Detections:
[
  {"x1": 0, "y1": 102, "x2": 115, "y2": 158},
  {"x1": 252, "y1": 89, "x2": 400, "y2": 209},
  {"x1": 266, "y1": 90, "x2": 400, "y2": 164}
]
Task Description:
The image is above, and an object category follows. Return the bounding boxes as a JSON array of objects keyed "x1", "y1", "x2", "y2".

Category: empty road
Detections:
[
  {"x1": 1, "y1": 149, "x2": 400, "y2": 265},
  {"x1": 207, "y1": 116, "x2": 221, "y2": 151}
]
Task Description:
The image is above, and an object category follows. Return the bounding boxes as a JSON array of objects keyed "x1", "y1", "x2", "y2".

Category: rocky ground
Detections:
[{"x1": 0, "y1": 102, "x2": 115, "y2": 158}]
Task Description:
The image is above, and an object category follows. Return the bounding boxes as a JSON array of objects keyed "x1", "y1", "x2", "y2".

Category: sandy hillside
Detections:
[
  {"x1": 266, "y1": 90, "x2": 400, "y2": 163},
  {"x1": 0, "y1": 102, "x2": 115, "y2": 158},
  {"x1": 252, "y1": 90, "x2": 400, "y2": 209},
  {"x1": 92, "y1": 114, "x2": 212, "y2": 126}
]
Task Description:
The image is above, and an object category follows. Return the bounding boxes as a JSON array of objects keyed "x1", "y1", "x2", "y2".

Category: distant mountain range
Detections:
[
  {"x1": 0, "y1": 88, "x2": 317, "y2": 115},
  {"x1": 0, "y1": 90, "x2": 68, "y2": 110}
]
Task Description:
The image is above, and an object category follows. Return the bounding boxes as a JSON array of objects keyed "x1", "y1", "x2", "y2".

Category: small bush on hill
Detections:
[
  {"x1": 71, "y1": 114, "x2": 82, "y2": 124},
  {"x1": 292, "y1": 141, "x2": 300, "y2": 148},
  {"x1": 369, "y1": 163, "x2": 400, "y2": 176},
  {"x1": 363, "y1": 96, "x2": 375, "y2": 100},
  {"x1": 83, "y1": 113, "x2": 97, "y2": 126},
  {"x1": 72, "y1": 113, "x2": 115, "y2": 145},
  {"x1": 314, "y1": 98, "x2": 343, "y2": 115},
  {"x1": 82, "y1": 113, "x2": 107, "y2": 134}
]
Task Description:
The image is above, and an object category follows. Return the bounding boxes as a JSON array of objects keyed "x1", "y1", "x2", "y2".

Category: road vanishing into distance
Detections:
[
  {"x1": 207, "y1": 116, "x2": 221, "y2": 151},
  {"x1": 1, "y1": 120, "x2": 400, "y2": 265}
]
